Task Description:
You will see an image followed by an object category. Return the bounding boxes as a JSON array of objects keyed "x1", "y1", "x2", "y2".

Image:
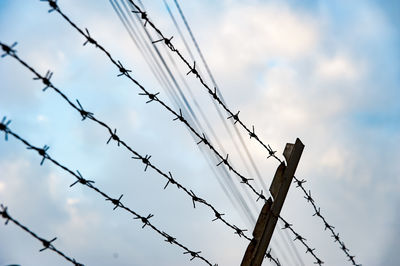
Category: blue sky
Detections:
[{"x1": 0, "y1": 0, "x2": 399, "y2": 265}]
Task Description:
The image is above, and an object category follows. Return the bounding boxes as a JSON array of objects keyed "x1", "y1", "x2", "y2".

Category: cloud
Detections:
[
  {"x1": 206, "y1": 2, "x2": 319, "y2": 73},
  {"x1": 316, "y1": 54, "x2": 362, "y2": 81}
]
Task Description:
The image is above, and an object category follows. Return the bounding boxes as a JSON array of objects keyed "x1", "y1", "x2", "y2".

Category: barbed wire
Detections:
[
  {"x1": 0, "y1": 204, "x2": 84, "y2": 266},
  {"x1": 0, "y1": 42, "x2": 282, "y2": 266},
  {"x1": 0, "y1": 123, "x2": 216, "y2": 266},
  {"x1": 120, "y1": 1, "x2": 361, "y2": 264},
  {"x1": 277, "y1": 216, "x2": 323, "y2": 265},
  {"x1": 12, "y1": 1, "x2": 322, "y2": 263}
]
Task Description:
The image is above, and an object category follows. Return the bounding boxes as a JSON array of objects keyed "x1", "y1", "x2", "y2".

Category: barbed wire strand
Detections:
[
  {"x1": 0, "y1": 41, "x2": 282, "y2": 265},
  {"x1": 0, "y1": 124, "x2": 216, "y2": 266},
  {"x1": 121, "y1": 1, "x2": 361, "y2": 264},
  {"x1": 0, "y1": 204, "x2": 84, "y2": 266},
  {"x1": 20, "y1": 1, "x2": 322, "y2": 263},
  {"x1": 292, "y1": 176, "x2": 362, "y2": 266}
]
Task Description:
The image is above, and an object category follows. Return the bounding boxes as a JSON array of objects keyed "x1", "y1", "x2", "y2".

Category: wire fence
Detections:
[
  {"x1": 22, "y1": 1, "x2": 325, "y2": 264},
  {"x1": 0, "y1": 0, "x2": 361, "y2": 264},
  {"x1": 0, "y1": 123, "x2": 216, "y2": 266},
  {"x1": 0, "y1": 41, "x2": 281, "y2": 266},
  {"x1": 0, "y1": 204, "x2": 84, "y2": 266},
  {"x1": 118, "y1": 1, "x2": 361, "y2": 264}
]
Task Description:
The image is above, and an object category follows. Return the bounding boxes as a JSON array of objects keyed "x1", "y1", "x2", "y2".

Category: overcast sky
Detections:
[{"x1": 0, "y1": 0, "x2": 399, "y2": 265}]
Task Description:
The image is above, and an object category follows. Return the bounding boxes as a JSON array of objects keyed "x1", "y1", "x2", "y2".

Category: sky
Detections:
[{"x1": 0, "y1": 0, "x2": 399, "y2": 265}]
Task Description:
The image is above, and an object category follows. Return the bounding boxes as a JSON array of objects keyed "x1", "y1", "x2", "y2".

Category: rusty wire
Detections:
[
  {"x1": 0, "y1": 123, "x2": 216, "y2": 266},
  {"x1": 0, "y1": 40, "x2": 282, "y2": 266},
  {"x1": 0, "y1": 204, "x2": 84, "y2": 266},
  {"x1": 118, "y1": 1, "x2": 361, "y2": 264}
]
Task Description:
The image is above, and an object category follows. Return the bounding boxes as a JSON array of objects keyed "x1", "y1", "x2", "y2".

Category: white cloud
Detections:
[
  {"x1": 206, "y1": 2, "x2": 319, "y2": 73},
  {"x1": 316, "y1": 55, "x2": 362, "y2": 81}
]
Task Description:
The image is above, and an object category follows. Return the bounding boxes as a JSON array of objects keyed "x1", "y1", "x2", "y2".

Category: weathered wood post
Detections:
[{"x1": 241, "y1": 138, "x2": 304, "y2": 266}]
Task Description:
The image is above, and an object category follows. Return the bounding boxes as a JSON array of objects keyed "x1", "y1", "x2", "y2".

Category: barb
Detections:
[
  {"x1": 2, "y1": 124, "x2": 215, "y2": 266},
  {"x1": 33, "y1": 70, "x2": 53, "y2": 91},
  {"x1": 152, "y1": 35, "x2": 174, "y2": 49},
  {"x1": 40, "y1": 0, "x2": 59, "y2": 13},
  {"x1": 1, "y1": 41, "x2": 18, "y2": 57},
  {"x1": 265, "y1": 248, "x2": 281, "y2": 266},
  {"x1": 293, "y1": 176, "x2": 361, "y2": 265},
  {"x1": 75, "y1": 99, "x2": 94, "y2": 120},
  {"x1": 26, "y1": 144, "x2": 50, "y2": 165},
  {"x1": 0, "y1": 116, "x2": 12, "y2": 140},
  {"x1": 0, "y1": 204, "x2": 84, "y2": 265},
  {"x1": 0, "y1": 42, "x2": 255, "y2": 255},
  {"x1": 83, "y1": 28, "x2": 98, "y2": 47}
]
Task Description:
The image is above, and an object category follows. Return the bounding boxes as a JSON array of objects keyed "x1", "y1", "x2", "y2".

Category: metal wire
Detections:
[
  {"x1": 0, "y1": 204, "x2": 84, "y2": 266},
  {"x1": 292, "y1": 177, "x2": 362, "y2": 265}
]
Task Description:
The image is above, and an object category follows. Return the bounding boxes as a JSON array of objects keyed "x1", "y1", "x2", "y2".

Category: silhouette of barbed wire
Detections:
[
  {"x1": 0, "y1": 204, "x2": 84, "y2": 266},
  {"x1": 0, "y1": 40, "x2": 282, "y2": 265},
  {"x1": 6, "y1": 1, "x2": 322, "y2": 261},
  {"x1": 6, "y1": 1, "x2": 331, "y2": 262},
  {"x1": 112, "y1": 1, "x2": 361, "y2": 264},
  {"x1": 0, "y1": 124, "x2": 215, "y2": 266}
]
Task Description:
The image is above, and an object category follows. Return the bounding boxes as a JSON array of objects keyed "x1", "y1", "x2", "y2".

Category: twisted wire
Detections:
[
  {"x1": 0, "y1": 204, "x2": 84, "y2": 266},
  {"x1": 278, "y1": 215, "x2": 323, "y2": 265},
  {"x1": 115, "y1": 1, "x2": 361, "y2": 264},
  {"x1": 0, "y1": 124, "x2": 215, "y2": 266}
]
